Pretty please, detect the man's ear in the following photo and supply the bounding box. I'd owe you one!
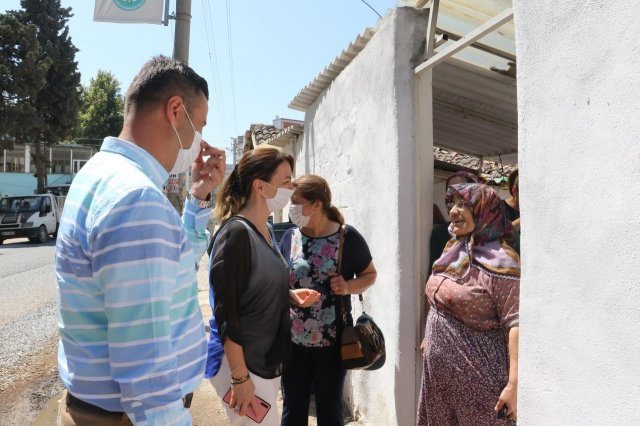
[165,96,184,125]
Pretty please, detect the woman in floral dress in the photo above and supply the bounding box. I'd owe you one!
[279,174,377,426]
[418,183,520,425]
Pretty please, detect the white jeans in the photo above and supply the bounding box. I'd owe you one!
[210,355,280,426]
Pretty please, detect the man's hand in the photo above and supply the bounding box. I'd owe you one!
[190,141,226,200]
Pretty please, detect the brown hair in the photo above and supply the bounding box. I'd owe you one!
[214,148,294,223]
[508,169,519,195]
[293,174,345,225]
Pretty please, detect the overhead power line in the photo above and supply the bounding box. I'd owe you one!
[358,0,383,19]
[201,0,228,133]
[224,0,239,135]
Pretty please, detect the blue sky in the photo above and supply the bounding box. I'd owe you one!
[2,0,397,151]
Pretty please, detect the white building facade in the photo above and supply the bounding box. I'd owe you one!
[290,9,430,424]
[514,0,640,423]
[287,0,639,423]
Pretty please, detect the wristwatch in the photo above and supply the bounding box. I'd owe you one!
[186,192,214,209]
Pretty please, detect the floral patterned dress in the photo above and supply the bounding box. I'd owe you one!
[288,229,340,347]
[280,225,373,348]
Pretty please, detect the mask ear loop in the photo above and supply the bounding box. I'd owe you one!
[182,105,197,131]
[170,122,185,150]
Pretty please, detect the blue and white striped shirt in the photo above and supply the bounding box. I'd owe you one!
[56,137,209,425]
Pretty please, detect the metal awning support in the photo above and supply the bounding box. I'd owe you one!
[434,33,448,49]
[424,0,440,59]
[415,7,514,76]
[436,28,515,62]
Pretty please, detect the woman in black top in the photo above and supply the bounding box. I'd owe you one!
[206,148,320,425]
[503,169,520,230]
[502,169,520,254]
[279,174,377,426]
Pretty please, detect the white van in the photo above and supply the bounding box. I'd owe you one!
[0,194,64,244]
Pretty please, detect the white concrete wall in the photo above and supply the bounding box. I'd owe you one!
[514,1,640,423]
[294,8,428,425]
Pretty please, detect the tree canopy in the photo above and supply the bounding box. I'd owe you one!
[0,0,82,192]
[20,0,82,145]
[0,13,50,148]
[77,70,124,145]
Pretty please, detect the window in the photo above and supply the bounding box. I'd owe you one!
[73,159,87,173]
[51,146,70,174]
[5,149,25,173]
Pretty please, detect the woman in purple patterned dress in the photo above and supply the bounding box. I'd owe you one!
[279,174,377,426]
[418,183,520,425]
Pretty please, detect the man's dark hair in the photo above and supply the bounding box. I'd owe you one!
[124,55,208,116]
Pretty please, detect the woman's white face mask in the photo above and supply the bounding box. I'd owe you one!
[263,182,294,213]
[288,201,313,228]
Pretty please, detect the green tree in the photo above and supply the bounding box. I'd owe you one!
[0,13,51,150]
[19,0,81,193]
[77,70,124,145]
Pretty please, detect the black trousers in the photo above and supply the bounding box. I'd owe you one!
[281,343,347,426]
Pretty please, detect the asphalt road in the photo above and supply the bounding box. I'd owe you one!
[0,237,62,425]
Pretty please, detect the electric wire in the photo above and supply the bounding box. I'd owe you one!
[224,0,239,135]
[200,1,221,118]
[201,0,229,134]
[358,0,383,19]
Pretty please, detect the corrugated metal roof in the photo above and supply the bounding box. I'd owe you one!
[290,2,517,159]
[433,57,517,157]
[288,28,377,112]
[408,0,515,68]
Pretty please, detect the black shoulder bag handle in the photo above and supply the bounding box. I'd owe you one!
[337,225,386,370]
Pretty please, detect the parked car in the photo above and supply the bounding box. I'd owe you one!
[0,194,65,244]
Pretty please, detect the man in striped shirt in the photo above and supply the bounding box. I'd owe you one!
[55,56,225,425]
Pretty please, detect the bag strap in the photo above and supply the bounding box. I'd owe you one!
[337,225,365,326]
[337,224,345,275]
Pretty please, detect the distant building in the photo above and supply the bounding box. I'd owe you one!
[0,143,97,196]
[238,116,303,154]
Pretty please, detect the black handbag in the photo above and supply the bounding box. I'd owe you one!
[337,226,386,371]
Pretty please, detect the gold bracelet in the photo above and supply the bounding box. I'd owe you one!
[230,373,250,385]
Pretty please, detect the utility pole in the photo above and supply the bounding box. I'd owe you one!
[167,0,192,213]
[232,137,237,167]
[173,0,191,63]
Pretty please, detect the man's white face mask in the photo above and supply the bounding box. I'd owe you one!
[170,105,202,175]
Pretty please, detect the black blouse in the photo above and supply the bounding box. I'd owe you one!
[208,216,291,378]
